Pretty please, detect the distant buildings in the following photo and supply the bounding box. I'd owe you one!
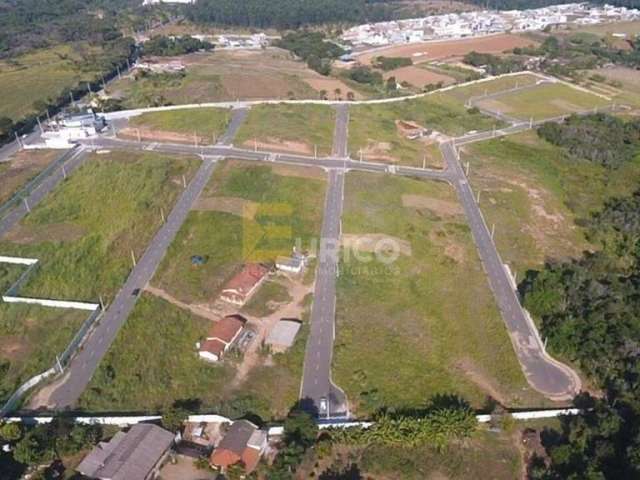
[142,0,195,5]
[342,3,640,47]
[77,423,174,480]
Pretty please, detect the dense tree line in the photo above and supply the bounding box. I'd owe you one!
[537,114,640,169]
[141,35,213,57]
[372,56,412,71]
[275,31,344,75]
[463,51,527,75]
[519,121,640,478]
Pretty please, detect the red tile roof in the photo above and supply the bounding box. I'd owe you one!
[222,264,269,297]
[207,315,246,344]
[199,338,226,357]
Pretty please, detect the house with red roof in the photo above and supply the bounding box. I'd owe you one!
[220,264,270,306]
[198,315,246,362]
[209,420,267,475]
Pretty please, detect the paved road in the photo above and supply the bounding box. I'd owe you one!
[300,169,348,418]
[80,137,450,182]
[46,156,221,408]
[440,142,580,400]
[217,108,248,146]
[0,147,88,238]
[332,105,349,158]
[0,129,43,164]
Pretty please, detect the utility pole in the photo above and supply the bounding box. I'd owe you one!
[131,250,137,268]
[99,295,105,310]
[62,164,67,179]
[254,138,257,152]
[87,83,92,94]
[182,174,187,189]
[14,132,23,149]
[529,117,533,129]
[359,149,363,162]
[212,132,217,145]
[23,198,30,212]
[314,144,317,159]
[69,91,74,105]
[56,355,63,374]
[422,155,426,169]
[36,116,43,133]
[491,223,495,239]
[101,75,106,90]
[476,190,481,204]
[117,65,122,80]
[126,58,131,70]
[160,208,165,223]
[465,161,470,176]
[136,128,141,143]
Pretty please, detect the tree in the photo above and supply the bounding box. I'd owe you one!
[319,89,328,100]
[161,407,188,433]
[13,430,55,466]
[0,422,22,442]
[346,91,355,101]
[0,117,13,136]
[334,88,342,100]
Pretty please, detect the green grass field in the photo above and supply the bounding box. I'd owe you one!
[475,82,609,121]
[241,279,292,317]
[235,104,336,156]
[333,172,544,416]
[78,294,236,412]
[464,131,640,274]
[0,303,86,403]
[154,160,327,305]
[0,44,106,121]
[128,107,232,144]
[349,94,499,167]
[442,72,541,104]
[0,151,200,302]
[317,429,521,480]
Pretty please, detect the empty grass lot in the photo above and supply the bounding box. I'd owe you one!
[0,44,106,121]
[154,160,326,306]
[333,172,543,416]
[127,107,232,144]
[348,94,500,167]
[463,131,640,275]
[0,302,85,403]
[235,104,336,156]
[0,151,200,302]
[0,150,61,206]
[475,82,610,121]
[441,72,541,104]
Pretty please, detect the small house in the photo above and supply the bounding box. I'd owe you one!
[210,420,267,475]
[198,315,246,362]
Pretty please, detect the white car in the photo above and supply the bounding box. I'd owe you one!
[319,397,328,415]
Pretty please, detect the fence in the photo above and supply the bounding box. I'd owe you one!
[0,255,103,417]
[0,146,79,221]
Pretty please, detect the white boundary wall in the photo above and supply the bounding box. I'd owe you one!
[2,296,99,310]
[0,256,38,265]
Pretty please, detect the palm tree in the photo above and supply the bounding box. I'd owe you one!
[319,89,328,100]
[334,87,342,100]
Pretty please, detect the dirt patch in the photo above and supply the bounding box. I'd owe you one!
[456,357,508,405]
[476,98,514,114]
[342,233,412,256]
[356,34,537,65]
[118,127,211,145]
[304,77,363,99]
[402,194,463,216]
[361,141,398,163]
[145,285,222,322]
[384,65,455,87]
[396,119,430,139]
[192,196,259,219]
[241,137,313,155]
[0,149,60,205]
[270,163,326,180]
[5,222,87,244]
[0,336,30,361]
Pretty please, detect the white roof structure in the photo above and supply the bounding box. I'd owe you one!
[266,319,302,350]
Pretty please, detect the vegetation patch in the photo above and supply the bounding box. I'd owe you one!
[0,149,60,206]
[0,151,200,302]
[334,172,541,416]
[464,130,640,274]
[127,107,232,144]
[235,104,335,156]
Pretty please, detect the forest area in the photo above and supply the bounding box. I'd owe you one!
[518,114,640,479]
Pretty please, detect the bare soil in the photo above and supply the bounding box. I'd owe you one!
[192,196,259,220]
[118,127,211,145]
[4,222,87,244]
[384,65,455,87]
[356,34,537,65]
[456,357,508,406]
[0,149,60,205]
[402,194,464,216]
[241,137,313,155]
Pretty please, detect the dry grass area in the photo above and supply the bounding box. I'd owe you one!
[110,48,361,106]
[586,66,640,108]
[0,149,61,205]
[356,34,537,65]
[383,65,455,88]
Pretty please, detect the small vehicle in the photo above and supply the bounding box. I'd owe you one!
[319,397,328,415]
[132,288,141,297]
